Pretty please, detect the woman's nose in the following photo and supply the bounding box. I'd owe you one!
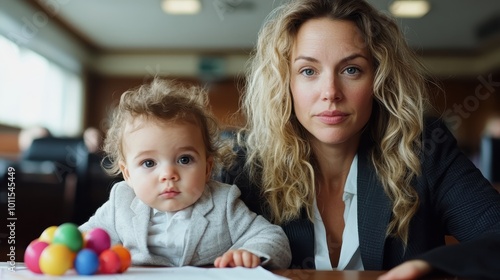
[322,76,343,102]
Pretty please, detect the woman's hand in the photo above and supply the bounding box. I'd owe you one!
[214,249,261,268]
[378,260,432,280]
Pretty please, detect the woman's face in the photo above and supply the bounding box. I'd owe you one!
[290,18,375,147]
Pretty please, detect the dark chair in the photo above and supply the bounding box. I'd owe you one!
[20,137,91,224]
[480,136,500,185]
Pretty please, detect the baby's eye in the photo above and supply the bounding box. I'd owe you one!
[344,67,360,75]
[300,68,315,76]
[178,156,193,165]
[142,160,156,168]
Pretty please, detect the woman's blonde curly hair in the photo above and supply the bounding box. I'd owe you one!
[242,0,429,244]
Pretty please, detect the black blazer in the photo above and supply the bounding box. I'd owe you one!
[219,119,500,277]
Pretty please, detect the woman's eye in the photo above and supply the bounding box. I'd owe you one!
[344,67,359,75]
[301,68,315,76]
[142,160,155,168]
[178,156,192,165]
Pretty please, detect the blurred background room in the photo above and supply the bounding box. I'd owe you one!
[0,0,499,260]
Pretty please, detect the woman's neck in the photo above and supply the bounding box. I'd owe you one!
[311,137,360,192]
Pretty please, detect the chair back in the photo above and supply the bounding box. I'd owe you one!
[22,137,87,169]
[21,136,91,224]
[480,136,500,184]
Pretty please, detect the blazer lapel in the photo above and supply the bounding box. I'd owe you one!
[179,186,213,266]
[357,145,392,270]
[131,196,151,253]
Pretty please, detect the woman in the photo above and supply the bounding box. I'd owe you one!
[220,0,500,279]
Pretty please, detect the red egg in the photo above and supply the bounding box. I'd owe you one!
[24,239,49,274]
[99,249,121,274]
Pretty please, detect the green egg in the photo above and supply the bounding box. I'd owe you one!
[52,223,83,252]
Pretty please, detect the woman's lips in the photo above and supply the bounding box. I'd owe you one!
[316,111,348,125]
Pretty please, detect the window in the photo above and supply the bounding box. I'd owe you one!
[0,34,83,136]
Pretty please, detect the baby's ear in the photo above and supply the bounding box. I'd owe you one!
[119,160,131,182]
[205,156,214,181]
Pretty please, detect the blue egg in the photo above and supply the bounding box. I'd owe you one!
[74,249,99,275]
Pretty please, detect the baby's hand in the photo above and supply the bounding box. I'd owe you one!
[214,249,261,268]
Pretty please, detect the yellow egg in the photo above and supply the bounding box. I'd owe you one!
[39,244,72,276]
[39,226,58,243]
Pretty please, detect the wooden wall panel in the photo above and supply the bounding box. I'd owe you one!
[83,75,244,134]
[430,74,500,155]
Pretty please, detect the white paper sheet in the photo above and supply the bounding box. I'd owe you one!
[0,263,290,280]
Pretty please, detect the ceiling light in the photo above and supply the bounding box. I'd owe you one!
[389,0,430,18]
[162,0,201,15]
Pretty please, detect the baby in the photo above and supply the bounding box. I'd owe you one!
[79,78,291,269]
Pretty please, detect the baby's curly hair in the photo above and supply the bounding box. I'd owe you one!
[102,78,223,176]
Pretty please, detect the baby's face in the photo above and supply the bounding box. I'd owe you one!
[119,118,212,212]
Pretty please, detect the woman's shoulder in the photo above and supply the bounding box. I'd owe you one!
[422,117,455,140]
[418,117,489,190]
[421,117,460,158]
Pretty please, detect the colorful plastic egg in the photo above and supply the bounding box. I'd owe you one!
[84,228,111,255]
[82,231,87,248]
[74,249,99,275]
[24,239,49,274]
[39,226,58,243]
[111,244,131,273]
[39,243,73,276]
[99,249,121,274]
[52,223,83,252]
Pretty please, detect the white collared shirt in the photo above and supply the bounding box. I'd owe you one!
[147,206,193,266]
[314,155,364,270]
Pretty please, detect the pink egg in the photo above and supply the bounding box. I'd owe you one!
[24,239,49,274]
[84,228,111,255]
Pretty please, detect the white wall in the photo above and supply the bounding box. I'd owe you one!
[0,0,91,74]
